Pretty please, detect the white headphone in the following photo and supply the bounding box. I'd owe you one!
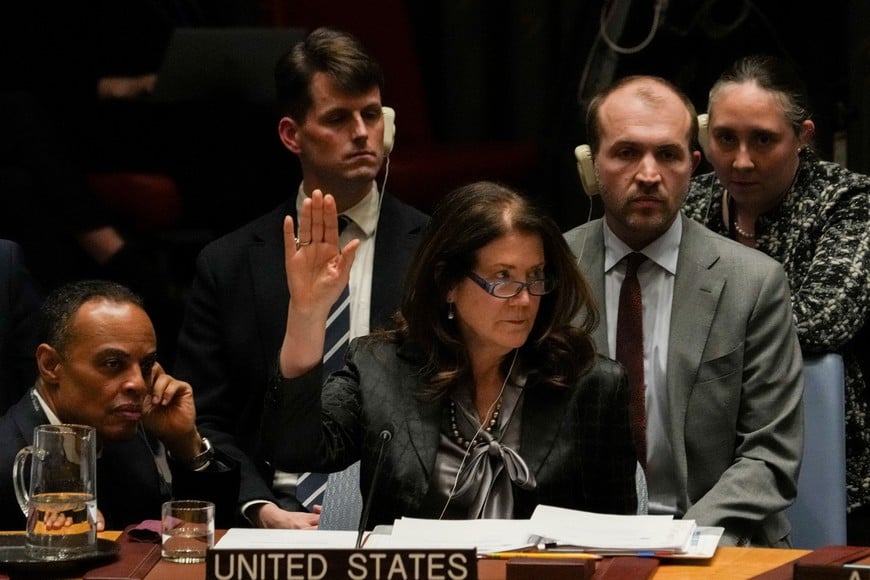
[374,106,397,226]
[574,144,599,197]
[697,113,710,156]
[576,112,710,196]
[382,106,396,155]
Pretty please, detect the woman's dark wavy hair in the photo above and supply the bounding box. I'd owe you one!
[383,181,598,398]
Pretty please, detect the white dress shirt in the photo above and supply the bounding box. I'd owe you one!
[296,183,380,339]
[602,217,682,516]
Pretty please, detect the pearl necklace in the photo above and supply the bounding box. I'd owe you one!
[449,398,502,447]
[733,219,756,239]
[723,189,758,240]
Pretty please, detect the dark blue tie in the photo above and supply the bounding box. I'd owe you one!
[322,290,351,375]
[296,216,352,510]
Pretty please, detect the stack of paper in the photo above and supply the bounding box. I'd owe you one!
[215,529,359,549]
[364,518,536,554]
[213,506,723,560]
[528,505,718,557]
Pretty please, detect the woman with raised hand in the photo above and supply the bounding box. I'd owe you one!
[261,182,637,526]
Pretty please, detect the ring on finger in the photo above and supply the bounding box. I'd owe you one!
[294,238,312,250]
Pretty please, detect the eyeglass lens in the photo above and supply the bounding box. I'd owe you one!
[492,279,552,298]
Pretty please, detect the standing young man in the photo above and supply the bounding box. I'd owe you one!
[173,27,428,528]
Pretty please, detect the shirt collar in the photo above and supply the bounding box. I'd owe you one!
[603,215,682,275]
[31,387,108,457]
[31,388,61,425]
[295,183,380,237]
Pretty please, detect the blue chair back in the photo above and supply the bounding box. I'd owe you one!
[786,353,847,548]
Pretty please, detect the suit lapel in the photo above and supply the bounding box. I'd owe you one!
[576,221,609,353]
[370,196,421,328]
[404,375,442,484]
[667,217,725,489]
[249,202,296,362]
[13,391,46,445]
[519,385,569,476]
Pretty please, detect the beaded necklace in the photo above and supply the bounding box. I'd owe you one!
[449,398,502,446]
[732,219,756,239]
[446,349,517,448]
[438,349,519,520]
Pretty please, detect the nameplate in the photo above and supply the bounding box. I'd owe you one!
[205,548,478,580]
[795,564,870,580]
[506,557,595,580]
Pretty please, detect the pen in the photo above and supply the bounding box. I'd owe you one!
[485,552,602,560]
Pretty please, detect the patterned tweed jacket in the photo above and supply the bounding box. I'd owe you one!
[685,149,870,511]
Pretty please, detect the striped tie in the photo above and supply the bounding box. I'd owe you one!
[323,288,351,375]
[296,216,352,510]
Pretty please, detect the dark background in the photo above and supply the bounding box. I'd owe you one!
[2,0,864,366]
[397,0,862,230]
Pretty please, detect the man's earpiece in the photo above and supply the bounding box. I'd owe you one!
[697,113,709,156]
[382,106,396,155]
[574,145,599,196]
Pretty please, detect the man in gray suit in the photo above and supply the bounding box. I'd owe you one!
[564,75,803,547]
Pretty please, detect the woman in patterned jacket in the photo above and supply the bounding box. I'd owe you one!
[683,54,870,544]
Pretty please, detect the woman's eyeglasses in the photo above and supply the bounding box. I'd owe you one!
[466,271,555,299]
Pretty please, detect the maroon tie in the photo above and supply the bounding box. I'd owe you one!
[616,252,648,470]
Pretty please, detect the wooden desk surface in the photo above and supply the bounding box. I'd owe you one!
[0,531,813,580]
[143,544,812,580]
[643,546,808,579]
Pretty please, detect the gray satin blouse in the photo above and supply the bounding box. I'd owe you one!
[431,379,536,519]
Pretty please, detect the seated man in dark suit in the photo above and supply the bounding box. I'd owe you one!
[0,279,239,531]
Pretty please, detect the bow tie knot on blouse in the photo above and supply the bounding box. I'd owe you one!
[453,431,536,502]
[442,381,535,518]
